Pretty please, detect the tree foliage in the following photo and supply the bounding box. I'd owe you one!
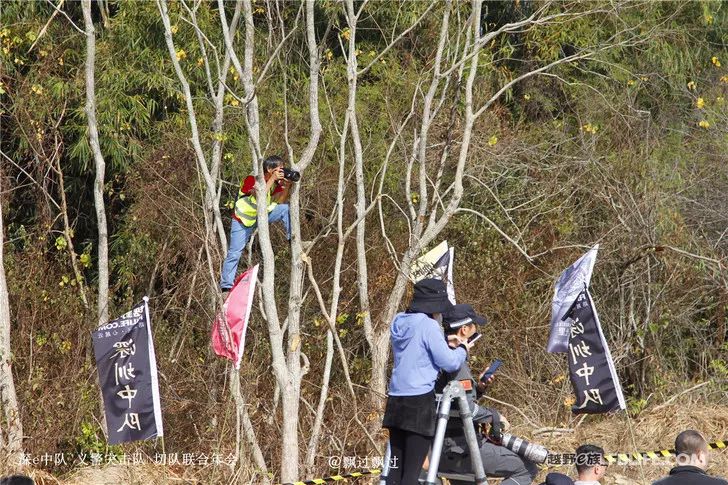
[0,0,727,482]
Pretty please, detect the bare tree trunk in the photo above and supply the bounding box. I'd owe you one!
[82,0,112,440]
[222,0,293,476]
[0,177,24,465]
[367,0,589,401]
[82,0,109,326]
[277,0,322,478]
[220,0,321,480]
[97,0,110,28]
[182,0,241,257]
[304,329,333,473]
[158,0,272,477]
[219,0,293,478]
[368,0,483,401]
[229,364,269,484]
[157,0,228,254]
[370,243,421,399]
[343,0,372,356]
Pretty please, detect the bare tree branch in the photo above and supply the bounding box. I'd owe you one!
[82,0,110,326]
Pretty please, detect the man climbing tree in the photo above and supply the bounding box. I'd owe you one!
[219,155,294,293]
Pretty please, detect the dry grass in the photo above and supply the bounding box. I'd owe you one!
[3,402,726,484]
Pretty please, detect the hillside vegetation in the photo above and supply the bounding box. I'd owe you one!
[1,1,727,483]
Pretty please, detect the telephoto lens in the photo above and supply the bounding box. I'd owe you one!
[500,433,549,464]
[282,167,301,182]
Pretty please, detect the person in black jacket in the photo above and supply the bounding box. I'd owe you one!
[434,304,538,485]
[652,430,728,485]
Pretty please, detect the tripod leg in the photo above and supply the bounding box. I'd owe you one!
[379,441,391,485]
[456,393,488,485]
[425,387,453,485]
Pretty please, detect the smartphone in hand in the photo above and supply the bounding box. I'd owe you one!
[480,359,503,383]
[467,332,482,345]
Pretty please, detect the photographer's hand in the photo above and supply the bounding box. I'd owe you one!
[447,335,461,349]
[265,167,285,195]
[458,335,474,351]
[499,415,510,432]
[272,167,284,182]
[476,374,495,393]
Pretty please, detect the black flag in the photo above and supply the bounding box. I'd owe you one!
[92,298,163,444]
[564,289,625,414]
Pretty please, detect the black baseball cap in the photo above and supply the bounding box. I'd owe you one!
[443,303,487,330]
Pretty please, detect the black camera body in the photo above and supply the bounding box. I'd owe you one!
[281,167,301,182]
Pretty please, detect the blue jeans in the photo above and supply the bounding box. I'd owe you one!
[219,203,290,289]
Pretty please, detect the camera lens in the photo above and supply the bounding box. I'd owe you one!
[500,433,549,464]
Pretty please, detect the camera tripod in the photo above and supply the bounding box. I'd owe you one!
[379,380,489,485]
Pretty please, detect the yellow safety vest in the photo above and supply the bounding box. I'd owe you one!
[234,183,278,227]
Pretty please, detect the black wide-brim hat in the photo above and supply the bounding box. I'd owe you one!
[443,303,488,330]
[408,278,455,314]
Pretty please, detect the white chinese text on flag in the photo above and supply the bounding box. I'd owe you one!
[410,241,456,303]
[92,298,163,444]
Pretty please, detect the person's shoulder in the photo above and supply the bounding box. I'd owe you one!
[403,313,439,342]
[398,311,434,324]
[391,312,418,328]
[708,477,728,485]
[419,314,441,332]
[650,477,673,485]
[544,472,574,485]
[392,311,409,321]
[241,175,255,191]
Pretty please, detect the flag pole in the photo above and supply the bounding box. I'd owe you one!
[144,296,165,441]
[145,295,167,464]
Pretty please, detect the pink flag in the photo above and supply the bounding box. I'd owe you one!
[211,264,259,368]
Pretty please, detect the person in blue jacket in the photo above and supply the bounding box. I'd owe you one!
[382,278,472,485]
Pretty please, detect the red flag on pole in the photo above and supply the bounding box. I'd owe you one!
[211,264,259,368]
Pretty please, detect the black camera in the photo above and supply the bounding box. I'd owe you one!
[281,167,300,182]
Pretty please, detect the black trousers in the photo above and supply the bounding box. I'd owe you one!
[386,427,432,485]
